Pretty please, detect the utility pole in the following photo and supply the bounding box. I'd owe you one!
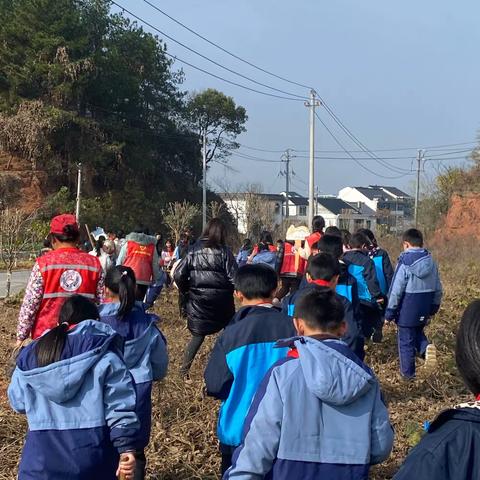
[281,149,291,219]
[75,163,82,223]
[414,149,424,227]
[305,90,321,229]
[315,186,319,215]
[202,129,207,230]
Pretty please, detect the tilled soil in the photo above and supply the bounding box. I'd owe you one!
[0,253,475,479]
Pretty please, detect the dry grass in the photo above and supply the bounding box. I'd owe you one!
[0,239,478,479]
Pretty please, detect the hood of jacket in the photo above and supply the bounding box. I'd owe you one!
[126,232,156,245]
[228,304,278,326]
[400,248,435,279]
[278,336,375,406]
[15,321,122,404]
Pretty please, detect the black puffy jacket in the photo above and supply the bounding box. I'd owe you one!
[174,240,237,335]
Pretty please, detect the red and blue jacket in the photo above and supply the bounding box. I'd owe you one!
[99,302,168,449]
[8,321,139,480]
[204,305,295,449]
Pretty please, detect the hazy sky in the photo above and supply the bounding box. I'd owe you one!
[115,0,480,196]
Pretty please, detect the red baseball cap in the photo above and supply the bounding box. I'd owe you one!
[50,214,79,235]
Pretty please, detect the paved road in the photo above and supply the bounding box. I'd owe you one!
[0,269,30,298]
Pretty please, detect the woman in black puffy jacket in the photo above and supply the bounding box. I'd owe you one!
[174,218,237,375]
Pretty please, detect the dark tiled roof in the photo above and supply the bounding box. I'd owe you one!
[287,196,309,206]
[317,197,359,215]
[354,186,389,201]
[375,186,411,198]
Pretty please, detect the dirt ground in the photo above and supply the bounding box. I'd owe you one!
[0,241,477,479]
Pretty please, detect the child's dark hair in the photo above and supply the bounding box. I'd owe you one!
[295,289,344,331]
[35,295,99,368]
[340,229,351,248]
[105,266,136,319]
[258,242,270,252]
[317,235,343,260]
[456,300,480,395]
[242,238,252,251]
[203,218,227,248]
[312,215,325,232]
[403,228,424,247]
[307,253,340,281]
[259,231,273,246]
[349,232,370,249]
[324,226,341,237]
[357,228,377,248]
[234,264,278,300]
[95,236,105,257]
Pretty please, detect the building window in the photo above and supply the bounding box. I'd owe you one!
[354,219,364,230]
[366,220,371,229]
[299,205,307,217]
[339,218,350,230]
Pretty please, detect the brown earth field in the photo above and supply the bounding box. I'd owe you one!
[0,240,477,479]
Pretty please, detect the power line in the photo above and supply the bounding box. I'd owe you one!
[113,1,307,102]
[314,111,412,180]
[140,0,313,91]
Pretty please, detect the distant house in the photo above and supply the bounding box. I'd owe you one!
[220,192,283,234]
[338,185,414,233]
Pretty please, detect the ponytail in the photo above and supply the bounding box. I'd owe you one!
[105,266,136,319]
[36,295,99,367]
[95,237,105,257]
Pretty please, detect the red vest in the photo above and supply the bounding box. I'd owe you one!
[34,248,102,339]
[123,241,155,285]
[280,242,306,276]
[307,231,323,249]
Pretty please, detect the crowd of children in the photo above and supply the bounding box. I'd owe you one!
[13,211,480,480]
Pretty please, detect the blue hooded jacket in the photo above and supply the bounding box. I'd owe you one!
[369,248,394,296]
[8,321,139,480]
[99,302,168,448]
[205,305,295,448]
[251,250,277,270]
[225,337,394,480]
[343,250,382,305]
[385,248,442,327]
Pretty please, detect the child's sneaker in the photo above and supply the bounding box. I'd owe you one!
[424,344,437,371]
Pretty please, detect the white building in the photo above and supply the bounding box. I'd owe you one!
[338,185,414,233]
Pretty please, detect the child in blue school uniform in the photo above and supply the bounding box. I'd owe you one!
[385,229,442,380]
[283,252,364,360]
[224,288,394,479]
[99,266,168,480]
[343,232,386,343]
[8,295,139,480]
[204,264,296,476]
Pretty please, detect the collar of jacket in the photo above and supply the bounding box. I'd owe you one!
[309,279,332,288]
[428,405,480,433]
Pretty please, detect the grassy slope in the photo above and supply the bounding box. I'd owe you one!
[0,241,476,479]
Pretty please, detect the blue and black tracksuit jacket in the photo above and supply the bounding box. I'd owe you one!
[370,248,394,296]
[343,250,382,306]
[283,283,364,358]
[204,305,296,450]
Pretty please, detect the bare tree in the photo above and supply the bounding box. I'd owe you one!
[0,208,35,297]
[162,201,200,244]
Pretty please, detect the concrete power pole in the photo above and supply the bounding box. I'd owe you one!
[75,163,82,223]
[414,149,424,227]
[202,129,207,230]
[305,90,321,229]
[281,149,291,219]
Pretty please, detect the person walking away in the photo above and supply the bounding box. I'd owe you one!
[204,264,295,475]
[8,295,139,480]
[385,228,442,380]
[394,300,480,479]
[224,289,394,479]
[16,214,104,344]
[283,253,364,360]
[89,236,114,272]
[116,227,165,309]
[236,239,252,268]
[99,266,168,480]
[248,231,276,263]
[299,215,325,260]
[251,242,277,270]
[343,232,385,343]
[174,218,237,376]
[357,228,394,298]
[275,239,307,301]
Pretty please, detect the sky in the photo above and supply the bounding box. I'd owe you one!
[114,0,480,197]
